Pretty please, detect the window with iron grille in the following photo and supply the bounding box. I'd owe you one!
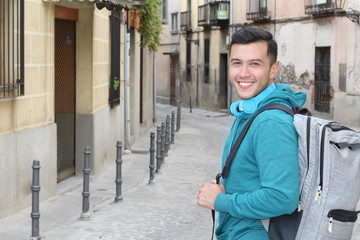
[186,41,191,81]
[204,38,210,84]
[314,47,331,113]
[109,11,121,108]
[1,0,24,99]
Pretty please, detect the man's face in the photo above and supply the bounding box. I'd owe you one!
[229,41,279,100]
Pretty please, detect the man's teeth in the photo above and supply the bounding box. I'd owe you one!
[239,82,253,87]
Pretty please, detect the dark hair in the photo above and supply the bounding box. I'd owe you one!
[230,27,278,64]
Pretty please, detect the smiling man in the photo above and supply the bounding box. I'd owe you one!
[198,27,306,239]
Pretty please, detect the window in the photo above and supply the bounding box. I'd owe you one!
[314,47,331,113]
[1,0,24,98]
[247,0,270,21]
[161,0,167,23]
[339,63,346,92]
[315,0,327,4]
[109,11,121,108]
[204,38,210,84]
[171,13,178,32]
[186,41,191,81]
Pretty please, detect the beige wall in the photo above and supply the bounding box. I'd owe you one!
[77,8,94,114]
[0,0,54,136]
[0,0,57,219]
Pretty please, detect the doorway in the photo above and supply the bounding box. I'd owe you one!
[55,18,76,182]
[219,53,228,109]
[170,55,179,106]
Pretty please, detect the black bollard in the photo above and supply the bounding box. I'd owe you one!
[80,147,91,219]
[161,122,166,162]
[190,96,192,113]
[30,160,41,240]
[165,115,170,154]
[155,126,162,173]
[149,132,156,183]
[171,111,175,144]
[176,105,181,132]
[114,141,123,202]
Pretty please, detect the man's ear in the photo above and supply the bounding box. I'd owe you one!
[270,61,280,79]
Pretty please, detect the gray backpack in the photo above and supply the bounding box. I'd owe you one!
[218,103,360,240]
[265,103,360,240]
[293,112,360,239]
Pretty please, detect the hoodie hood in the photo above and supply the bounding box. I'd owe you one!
[258,83,306,110]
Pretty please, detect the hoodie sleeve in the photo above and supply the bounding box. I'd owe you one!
[214,115,300,219]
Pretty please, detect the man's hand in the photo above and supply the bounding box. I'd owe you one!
[197,180,225,210]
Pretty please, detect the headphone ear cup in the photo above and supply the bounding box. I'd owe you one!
[230,101,242,117]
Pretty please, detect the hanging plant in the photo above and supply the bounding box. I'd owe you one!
[131,0,162,52]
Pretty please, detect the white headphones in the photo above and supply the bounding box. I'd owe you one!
[230,83,276,117]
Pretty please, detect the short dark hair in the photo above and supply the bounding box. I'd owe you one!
[230,27,278,65]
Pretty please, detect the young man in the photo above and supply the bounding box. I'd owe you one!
[197,27,306,239]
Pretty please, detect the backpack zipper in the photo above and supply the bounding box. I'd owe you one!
[315,124,328,205]
[299,116,312,211]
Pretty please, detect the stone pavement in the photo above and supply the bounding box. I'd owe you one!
[0,104,359,240]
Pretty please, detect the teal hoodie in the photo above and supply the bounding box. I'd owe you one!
[214,83,306,240]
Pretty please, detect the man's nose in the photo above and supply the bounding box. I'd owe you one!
[239,64,251,78]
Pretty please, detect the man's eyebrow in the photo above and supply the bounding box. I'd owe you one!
[230,58,264,63]
[249,59,264,63]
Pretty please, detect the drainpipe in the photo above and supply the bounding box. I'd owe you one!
[124,26,131,152]
[153,51,157,123]
[227,0,234,109]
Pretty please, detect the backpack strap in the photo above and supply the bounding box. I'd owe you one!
[221,103,294,179]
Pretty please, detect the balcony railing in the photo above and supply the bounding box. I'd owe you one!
[198,1,230,27]
[246,0,271,22]
[198,4,209,26]
[180,11,191,32]
[246,11,271,21]
[304,0,345,15]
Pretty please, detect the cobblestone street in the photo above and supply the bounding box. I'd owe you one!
[0,104,359,240]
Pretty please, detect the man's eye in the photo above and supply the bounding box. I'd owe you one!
[250,62,260,66]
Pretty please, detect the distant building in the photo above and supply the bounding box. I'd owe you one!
[156,0,181,106]
[170,0,360,129]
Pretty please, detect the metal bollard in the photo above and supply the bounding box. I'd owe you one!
[171,111,175,144]
[161,122,166,161]
[149,132,156,183]
[30,160,41,240]
[176,105,181,132]
[114,141,123,202]
[155,126,162,173]
[190,96,192,113]
[165,115,170,154]
[80,147,91,220]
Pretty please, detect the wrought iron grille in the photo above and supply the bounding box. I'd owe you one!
[0,0,24,99]
[314,47,331,113]
[314,81,331,113]
[180,11,191,32]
